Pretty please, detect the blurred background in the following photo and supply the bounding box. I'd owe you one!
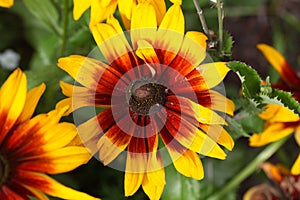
[0,0,299,199]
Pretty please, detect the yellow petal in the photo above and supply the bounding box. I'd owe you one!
[59,81,73,97]
[142,169,165,200]
[90,0,117,27]
[91,16,132,64]
[118,0,135,29]
[125,172,144,196]
[97,130,131,165]
[55,98,72,116]
[150,0,166,25]
[118,0,135,20]
[17,83,46,123]
[257,44,300,86]
[73,0,92,20]
[191,98,227,125]
[250,123,296,146]
[20,171,100,200]
[169,0,182,4]
[200,124,234,151]
[0,0,14,8]
[58,55,108,89]
[131,2,157,47]
[136,40,160,64]
[259,104,299,123]
[0,68,27,143]
[159,4,184,33]
[198,62,230,89]
[291,154,300,175]
[154,4,184,65]
[177,31,207,67]
[22,185,48,200]
[41,123,77,150]
[39,146,91,173]
[210,90,235,116]
[172,149,204,180]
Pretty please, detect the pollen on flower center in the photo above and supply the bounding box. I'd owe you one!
[0,153,10,186]
[129,80,166,116]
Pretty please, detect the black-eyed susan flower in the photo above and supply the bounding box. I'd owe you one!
[0,69,99,200]
[0,0,13,8]
[73,0,166,29]
[250,104,300,175]
[257,44,300,102]
[250,44,300,175]
[58,2,234,199]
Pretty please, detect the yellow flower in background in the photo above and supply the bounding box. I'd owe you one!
[73,0,166,29]
[59,2,234,199]
[0,0,13,8]
[0,69,99,200]
[249,44,300,175]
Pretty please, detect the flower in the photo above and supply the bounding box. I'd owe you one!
[243,162,300,200]
[73,0,166,29]
[0,69,99,200]
[58,2,234,199]
[0,0,13,8]
[256,44,300,102]
[249,44,300,175]
[250,104,300,175]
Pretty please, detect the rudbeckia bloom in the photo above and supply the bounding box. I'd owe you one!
[0,0,13,8]
[250,104,300,175]
[256,44,300,102]
[0,69,99,200]
[59,2,234,199]
[73,0,166,29]
[250,44,300,175]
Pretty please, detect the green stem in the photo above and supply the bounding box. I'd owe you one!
[217,0,223,54]
[192,0,213,47]
[60,0,69,56]
[206,136,289,200]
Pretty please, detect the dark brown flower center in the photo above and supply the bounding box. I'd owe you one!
[0,153,10,186]
[129,81,166,115]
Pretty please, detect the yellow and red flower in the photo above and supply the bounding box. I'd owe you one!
[59,2,234,199]
[257,44,300,102]
[73,0,166,29]
[0,69,99,200]
[0,0,13,8]
[249,44,300,175]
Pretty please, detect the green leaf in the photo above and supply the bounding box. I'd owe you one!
[222,31,233,57]
[161,165,201,200]
[225,117,250,139]
[23,0,62,35]
[262,88,300,116]
[227,61,261,100]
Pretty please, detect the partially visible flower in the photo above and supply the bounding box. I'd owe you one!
[73,0,167,29]
[0,0,13,8]
[59,2,234,200]
[250,104,300,175]
[0,69,99,200]
[249,44,300,175]
[0,49,20,70]
[257,44,300,102]
[243,162,300,200]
